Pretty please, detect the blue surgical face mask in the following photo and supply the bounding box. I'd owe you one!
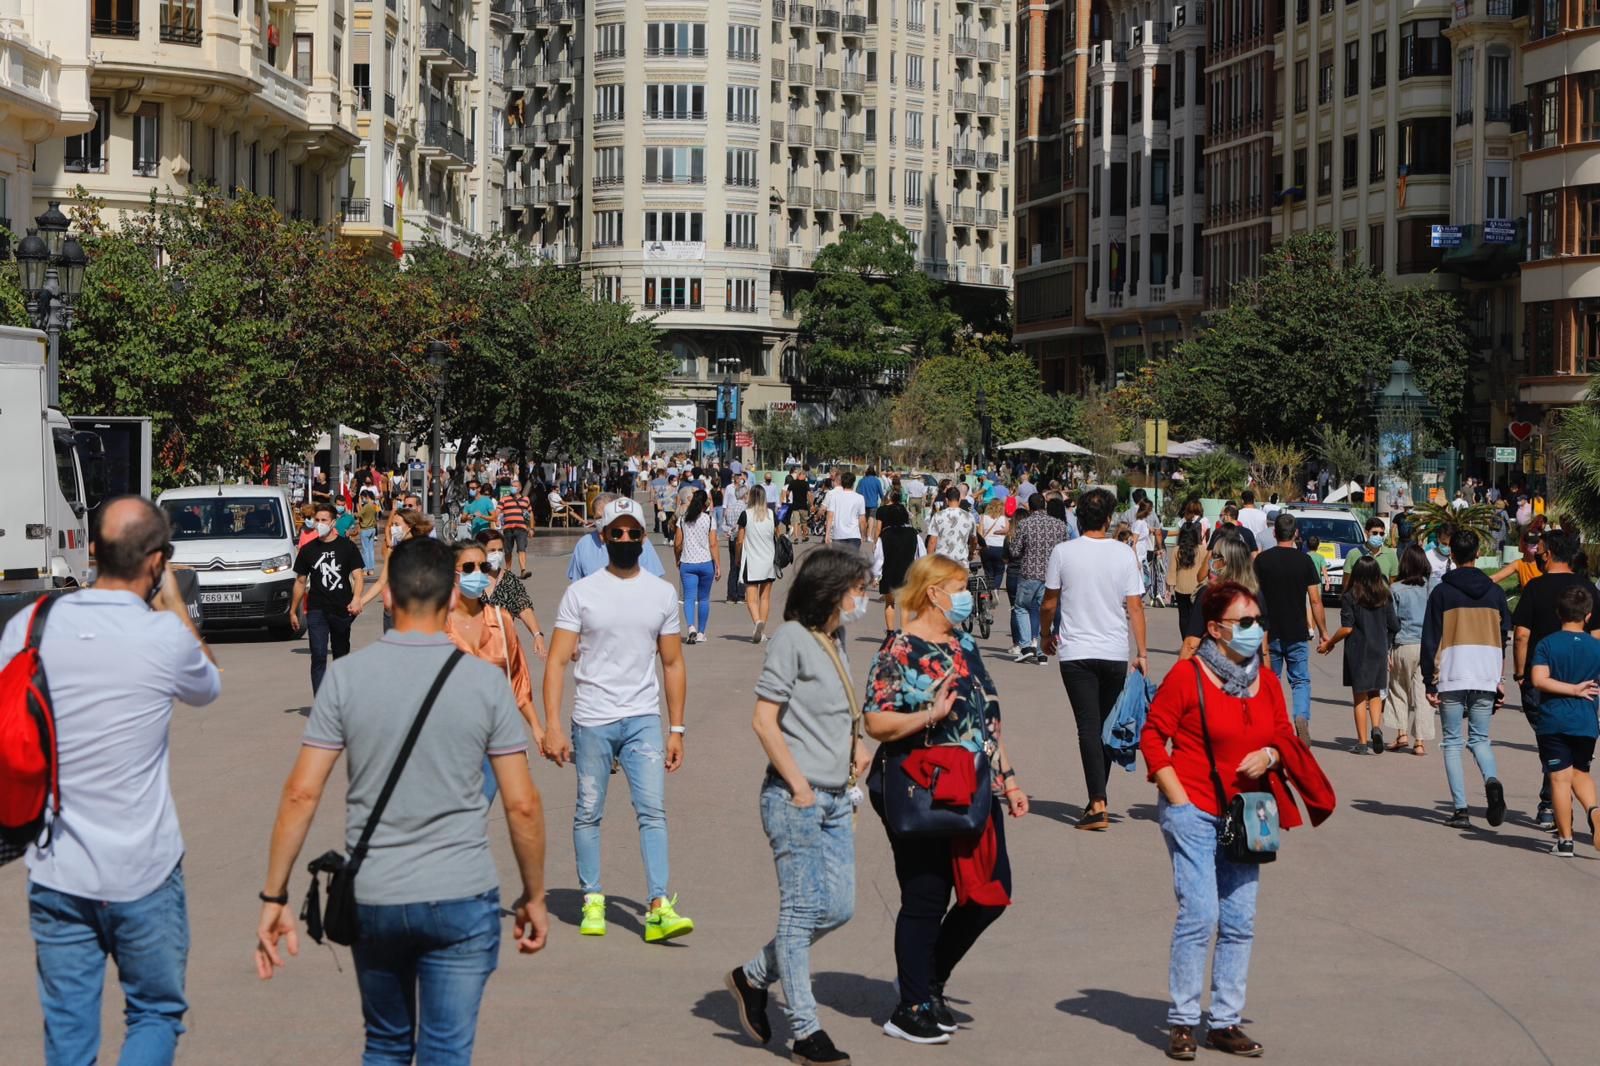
[1367,534,1384,549]
[458,571,490,599]
[941,589,974,625]
[1224,617,1264,659]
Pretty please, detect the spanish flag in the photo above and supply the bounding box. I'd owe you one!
[391,173,405,259]
[1396,165,1407,210]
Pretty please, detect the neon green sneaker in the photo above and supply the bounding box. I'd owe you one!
[579,893,607,936]
[643,895,695,943]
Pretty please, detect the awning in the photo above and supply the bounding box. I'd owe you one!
[313,424,380,452]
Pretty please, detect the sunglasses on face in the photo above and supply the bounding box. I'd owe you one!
[1221,616,1260,630]
[457,562,488,574]
[606,527,645,542]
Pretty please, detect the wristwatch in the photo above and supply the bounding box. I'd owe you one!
[259,890,289,905]
[669,725,686,735]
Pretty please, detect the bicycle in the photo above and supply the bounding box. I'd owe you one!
[963,558,994,639]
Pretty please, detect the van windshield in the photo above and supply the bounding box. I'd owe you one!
[1295,517,1364,547]
[162,498,285,540]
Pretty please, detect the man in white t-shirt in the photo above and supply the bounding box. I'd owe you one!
[1235,489,1271,547]
[542,497,694,944]
[1039,487,1147,832]
[824,471,867,549]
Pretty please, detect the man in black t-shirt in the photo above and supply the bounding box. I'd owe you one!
[785,467,813,542]
[1207,504,1259,553]
[291,504,366,694]
[1253,513,1327,742]
[1511,529,1600,828]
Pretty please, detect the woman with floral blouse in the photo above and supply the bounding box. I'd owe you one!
[866,554,1029,1046]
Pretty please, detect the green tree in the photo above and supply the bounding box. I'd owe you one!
[794,214,959,383]
[751,409,808,467]
[1553,396,1600,539]
[1153,230,1469,448]
[1310,424,1373,490]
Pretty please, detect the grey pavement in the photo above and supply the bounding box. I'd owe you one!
[0,542,1587,1066]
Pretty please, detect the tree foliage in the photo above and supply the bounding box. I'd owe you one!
[795,214,959,383]
[1310,424,1373,489]
[1248,440,1307,503]
[1181,451,1248,498]
[1153,231,1469,448]
[1553,398,1600,540]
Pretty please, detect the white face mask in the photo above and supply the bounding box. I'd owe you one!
[840,591,870,625]
[389,524,406,546]
[315,521,332,538]
[486,550,505,570]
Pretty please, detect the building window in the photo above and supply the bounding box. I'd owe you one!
[1318,51,1333,105]
[726,277,758,311]
[726,148,758,188]
[1533,79,1562,150]
[1344,41,1359,98]
[133,103,161,177]
[594,210,624,247]
[1579,301,1600,375]
[645,146,704,184]
[92,0,138,37]
[1530,190,1557,259]
[1368,222,1384,272]
[906,54,924,90]
[1371,31,1387,88]
[1293,147,1306,190]
[643,276,703,309]
[1369,126,1385,182]
[727,24,759,61]
[1527,302,1555,375]
[643,210,704,242]
[1399,20,1449,80]
[596,22,625,59]
[1317,139,1332,195]
[294,34,313,84]
[1581,187,1600,255]
[1399,117,1451,175]
[64,98,109,173]
[725,211,757,248]
[727,85,759,124]
[1343,227,1358,264]
[1294,60,1307,113]
[1151,150,1169,206]
[903,169,924,206]
[1342,133,1357,189]
[594,146,624,185]
[160,0,201,44]
[595,276,623,302]
[595,84,625,122]
[645,84,707,119]
[1131,152,1143,208]
[906,110,923,147]
[1486,49,1510,120]
[646,22,707,57]
[1457,46,1474,124]
[1486,162,1510,219]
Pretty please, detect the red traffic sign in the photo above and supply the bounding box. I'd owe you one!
[693,427,709,442]
[734,432,754,447]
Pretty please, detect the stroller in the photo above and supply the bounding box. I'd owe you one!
[963,558,995,639]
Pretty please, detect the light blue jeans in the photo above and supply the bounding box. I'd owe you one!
[1159,798,1259,1028]
[573,715,671,901]
[743,780,856,1040]
[360,526,377,570]
[1439,690,1499,811]
[30,862,189,1066]
[680,560,714,632]
[1268,638,1312,723]
[1012,577,1045,648]
[352,889,501,1066]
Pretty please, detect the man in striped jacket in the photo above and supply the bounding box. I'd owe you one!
[1421,529,1513,830]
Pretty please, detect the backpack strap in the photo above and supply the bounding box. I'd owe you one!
[25,595,59,650]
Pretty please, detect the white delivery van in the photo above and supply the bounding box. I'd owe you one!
[156,485,298,636]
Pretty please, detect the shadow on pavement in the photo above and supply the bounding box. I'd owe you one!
[690,983,780,1053]
[1026,799,1085,826]
[1055,988,1170,1050]
[282,706,311,717]
[812,971,897,1020]
[546,888,649,938]
[1350,798,1555,853]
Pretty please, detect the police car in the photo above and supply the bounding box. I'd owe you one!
[1283,504,1370,602]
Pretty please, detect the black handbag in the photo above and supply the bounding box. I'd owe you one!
[774,532,795,575]
[301,650,465,945]
[1192,661,1278,865]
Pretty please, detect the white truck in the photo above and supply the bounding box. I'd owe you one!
[0,327,149,626]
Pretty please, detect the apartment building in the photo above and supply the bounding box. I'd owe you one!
[0,10,95,231]
[572,0,1014,439]
[501,0,581,260]
[1519,0,1600,464]
[1013,0,1097,393]
[1080,0,1207,385]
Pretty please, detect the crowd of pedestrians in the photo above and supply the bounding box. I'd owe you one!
[10,459,1599,1066]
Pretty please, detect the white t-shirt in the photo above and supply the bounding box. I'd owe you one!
[764,480,782,505]
[1044,535,1145,662]
[1133,518,1153,556]
[902,479,928,501]
[827,488,867,540]
[1236,506,1271,546]
[554,569,681,726]
[980,514,1009,547]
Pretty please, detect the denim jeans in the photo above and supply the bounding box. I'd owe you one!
[30,862,189,1066]
[1267,638,1312,723]
[573,715,671,900]
[1158,798,1259,1028]
[1012,578,1045,648]
[306,607,353,693]
[680,560,714,632]
[351,889,501,1065]
[1439,690,1499,811]
[743,781,856,1039]
[360,527,377,571]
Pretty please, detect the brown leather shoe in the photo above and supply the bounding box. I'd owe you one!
[1166,1024,1197,1060]
[1206,1025,1264,1057]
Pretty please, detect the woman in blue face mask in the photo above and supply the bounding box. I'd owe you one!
[1318,555,1401,754]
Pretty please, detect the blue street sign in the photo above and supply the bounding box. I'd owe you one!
[1430,225,1463,249]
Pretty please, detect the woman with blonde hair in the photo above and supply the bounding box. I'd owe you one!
[357,507,435,631]
[865,555,1028,1045]
[738,484,785,643]
[977,499,1010,602]
[1179,531,1257,660]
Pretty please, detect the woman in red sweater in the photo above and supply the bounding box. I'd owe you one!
[1140,580,1328,1061]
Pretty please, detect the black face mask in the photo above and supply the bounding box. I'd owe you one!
[606,540,645,569]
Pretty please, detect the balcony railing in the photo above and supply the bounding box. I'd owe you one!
[950,91,977,112]
[341,197,372,222]
[645,172,707,185]
[817,7,841,29]
[948,147,977,167]
[841,130,865,151]
[159,23,203,45]
[91,17,139,37]
[843,13,867,32]
[786,183,813,206]
[976,208,999,227]
[423,121,470,162]
[813,187,838,209]
[788,63,814,85]
[423,23,476,75]
[841,191,865,212]
[979,152,999,171]
[356,85,374,111]
[728,48,760,61]
[645,109,708,120]
[790,4,814,25]
[815,126,839,148]
[842,71,865,93]
[787,122,813,144]
[384,92,396,117]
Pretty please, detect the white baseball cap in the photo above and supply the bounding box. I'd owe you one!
[598,496,646,531]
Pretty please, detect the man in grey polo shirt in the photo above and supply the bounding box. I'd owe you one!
[254,537,548,1064]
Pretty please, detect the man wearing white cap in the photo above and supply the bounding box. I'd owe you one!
[541,497,695,943]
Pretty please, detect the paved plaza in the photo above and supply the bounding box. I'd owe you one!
[0,539,1590,1065]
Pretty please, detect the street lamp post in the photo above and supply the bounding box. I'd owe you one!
[975,385,992,468]
[1374,358,1433,511]
[13,201,87,408]
[427,340,450,517]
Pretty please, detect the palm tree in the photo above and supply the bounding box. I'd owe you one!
[1553,400,1600,538]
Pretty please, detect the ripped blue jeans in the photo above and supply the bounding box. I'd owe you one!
[572,715,670,901]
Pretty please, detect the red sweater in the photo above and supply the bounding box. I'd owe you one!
[1142,660,1309,822]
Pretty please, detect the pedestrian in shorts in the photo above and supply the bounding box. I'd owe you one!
[1529,584,1600,856]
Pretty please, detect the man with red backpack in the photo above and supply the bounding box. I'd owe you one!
[1,496,219,1066]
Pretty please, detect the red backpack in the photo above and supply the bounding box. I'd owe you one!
[0,596,61,866]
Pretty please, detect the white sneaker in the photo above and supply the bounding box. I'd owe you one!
[1013,645,1036,664]
[1007,644,1022,658]
[686,629,699,645]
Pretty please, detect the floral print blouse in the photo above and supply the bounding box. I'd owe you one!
[866,631,1002,762]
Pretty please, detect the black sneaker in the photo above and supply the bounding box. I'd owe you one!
[1537,803,1556,831]
[1553,838,1576,858]
[1369,727,1384,755]
[882,1003,951,1044]
[1445,809,1471,829]
[1485,778,1507,827]
[928,982,959,1033]
[791,1030,851,1065]
[724,967,771,1045]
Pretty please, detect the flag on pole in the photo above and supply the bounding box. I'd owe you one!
[1396,164,1407,210]
[391,173,405,259]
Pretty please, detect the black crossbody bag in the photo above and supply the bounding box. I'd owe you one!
[303,650,465,945]
[1192,661,1279,865]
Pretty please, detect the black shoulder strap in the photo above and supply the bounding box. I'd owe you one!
[26,594,60,650]
[1192,660,1230,814]
[348,649,465,866]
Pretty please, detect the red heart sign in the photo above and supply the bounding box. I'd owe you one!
[1508,421,1535,442]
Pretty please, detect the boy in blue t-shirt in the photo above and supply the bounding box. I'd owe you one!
[1530,584,1600,856]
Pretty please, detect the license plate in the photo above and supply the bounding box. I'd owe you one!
[200,591,242,604]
